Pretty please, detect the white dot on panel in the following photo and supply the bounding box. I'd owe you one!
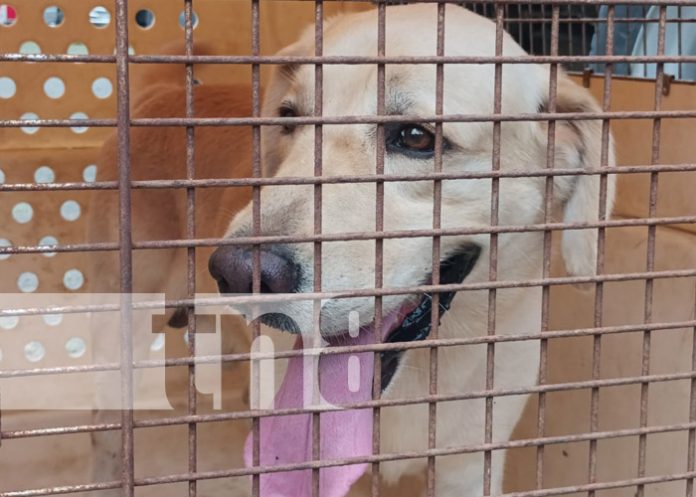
[70,112,89,134]
[39,235,58,257]
[91,77,112,99]
[0,4,17,27]
[135,9,155,29]
[67,42,89,55]
[43,6,64,27]
[43,77,65,99]
[42,313,62,326]
[0,347,3,363]
[83,164,97,182]
[12,201,33,223]
[178,11,199,29]
[0,238,10,260]
[150,333,165,352]
[34,165,55,183]
[19,41,41,54]
[65,337,86,358]
[20,112,39,134]
[63,269,84,290]
[0,77,16,99]
[60,200,81,221]
[0,167,6,184]
[18,271,39,292]
[0,315,19,330]
[89,6,110,28]
[24,341,45,362]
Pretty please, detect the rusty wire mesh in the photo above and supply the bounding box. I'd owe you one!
[0,1,695,497]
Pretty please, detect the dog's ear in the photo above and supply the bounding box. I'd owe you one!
[262,41,305,116]
[542,74,617,277]
[260,39,310,174]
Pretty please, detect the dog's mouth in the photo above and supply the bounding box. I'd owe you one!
[320,243,481,392]
[376,244,481,391]
[255,244,480,391]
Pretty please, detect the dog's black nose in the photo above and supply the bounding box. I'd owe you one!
[208,246,298,294]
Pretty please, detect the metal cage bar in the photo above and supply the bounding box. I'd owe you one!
[312,2,324,496]
[587,4,614,496]
[114,1,135,496]
[250,3,263,497]
[371,3,387,497]
[183,1,198,496]
[0,1,695,497]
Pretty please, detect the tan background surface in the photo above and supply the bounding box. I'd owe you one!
[505,75,696,496]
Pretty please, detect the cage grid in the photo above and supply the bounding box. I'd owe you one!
[0,1,695,497]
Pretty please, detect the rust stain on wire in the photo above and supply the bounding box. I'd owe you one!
[183,1,198,496]
[2,318,696,380]
[5,444,696,497]
[114,0,135,496]
[3,163,696,194]
[4,53,696,64]
[3,108,696,128]
[371,3,387,496]
[3,212,696,257]
[3,266,696,321]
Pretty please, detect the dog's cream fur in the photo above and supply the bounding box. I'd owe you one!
[223,4,616,494]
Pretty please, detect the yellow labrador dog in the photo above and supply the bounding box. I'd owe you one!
[209,4,615,496]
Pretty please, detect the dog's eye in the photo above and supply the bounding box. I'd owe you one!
[389,124,436,156]
[278,105,297,134]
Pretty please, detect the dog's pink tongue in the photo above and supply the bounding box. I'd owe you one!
[244,324,382,497]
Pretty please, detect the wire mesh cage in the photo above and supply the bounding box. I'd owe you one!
[0,1,695,497]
